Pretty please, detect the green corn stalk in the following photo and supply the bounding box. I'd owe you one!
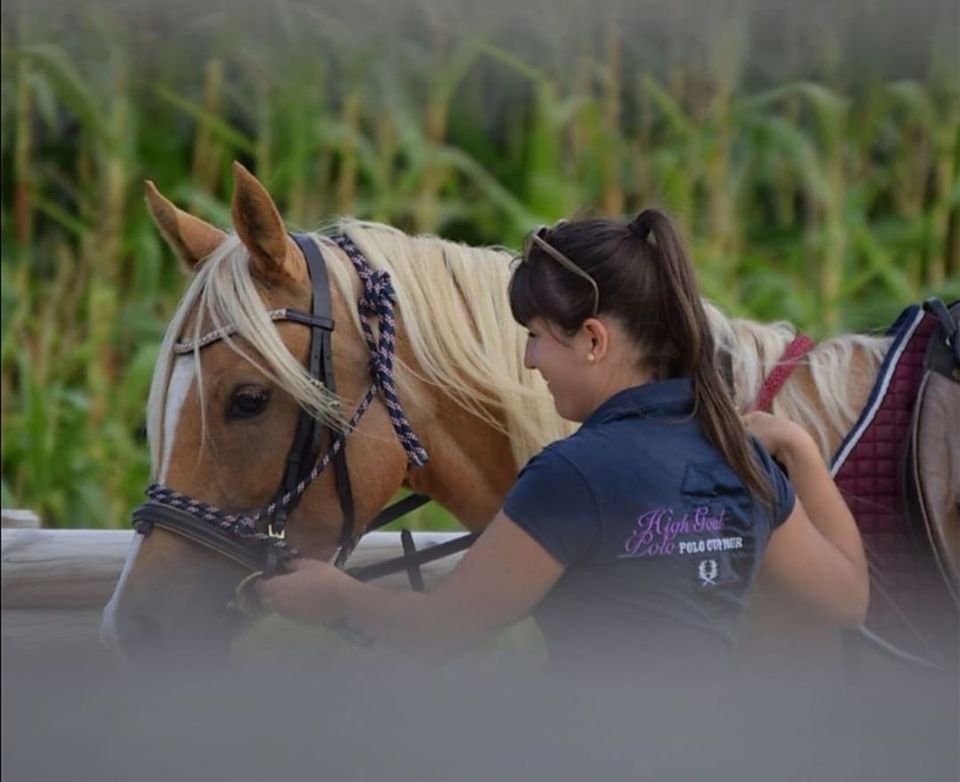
[192,59,225,196]
[638,71,696,245]
[600,14,624,217]
[334,88,361,216]
[14,39,33,249]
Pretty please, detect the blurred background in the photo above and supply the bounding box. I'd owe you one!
[1,0,958,529]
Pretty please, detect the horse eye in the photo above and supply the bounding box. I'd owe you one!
[228,387,270,420]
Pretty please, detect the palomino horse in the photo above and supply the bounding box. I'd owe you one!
[102,163,958,668]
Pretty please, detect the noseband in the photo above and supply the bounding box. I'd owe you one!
[133,233,449,578]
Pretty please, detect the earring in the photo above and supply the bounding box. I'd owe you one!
[587,353,596,363]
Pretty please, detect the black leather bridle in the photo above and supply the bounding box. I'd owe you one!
[132,233,475,588]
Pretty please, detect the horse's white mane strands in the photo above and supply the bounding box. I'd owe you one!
[706,303,891,459]
[147,220,890,479]
[329,221,574,470]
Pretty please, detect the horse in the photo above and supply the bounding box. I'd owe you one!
[101,163,957,670]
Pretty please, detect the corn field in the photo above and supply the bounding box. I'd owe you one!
[1,0,958,529]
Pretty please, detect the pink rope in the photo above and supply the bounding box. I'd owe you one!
[751,335,816,413]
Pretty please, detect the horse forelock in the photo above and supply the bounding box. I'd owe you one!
[146,234,345,478]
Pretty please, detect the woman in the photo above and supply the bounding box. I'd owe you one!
[257,209,868,673]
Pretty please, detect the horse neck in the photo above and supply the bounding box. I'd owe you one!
[403,390,519,531]
[723,315,890,461]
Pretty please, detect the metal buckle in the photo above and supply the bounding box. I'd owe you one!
[267,524,286,540]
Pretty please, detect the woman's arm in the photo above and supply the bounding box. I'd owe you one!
[744,412,869,626]
[256,511,564,661]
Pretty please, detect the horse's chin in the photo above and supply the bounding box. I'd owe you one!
[102,529,258,671]
[110,605,251,672]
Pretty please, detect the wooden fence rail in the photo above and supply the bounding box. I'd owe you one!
[1,526,942,683]
[1,527,468,654]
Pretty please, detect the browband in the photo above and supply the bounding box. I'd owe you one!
[173,309,334,354]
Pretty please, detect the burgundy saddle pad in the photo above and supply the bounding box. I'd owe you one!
[831,303,958,661]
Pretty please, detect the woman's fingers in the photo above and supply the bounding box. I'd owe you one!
[742,411,816,463]
[253,576,275,612]
[251,558,345,623]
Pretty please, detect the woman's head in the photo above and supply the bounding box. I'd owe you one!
[509,209,773,503]
[510,210,707,380]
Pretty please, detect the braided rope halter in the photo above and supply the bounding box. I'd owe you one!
[136,234,428,572]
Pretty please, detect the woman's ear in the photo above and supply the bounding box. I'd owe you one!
[581,318,610,361]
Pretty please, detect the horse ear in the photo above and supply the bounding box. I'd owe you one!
[145,181,226,272]
[231,161,291,281]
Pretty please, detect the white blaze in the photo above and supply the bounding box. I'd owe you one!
[159,357,197,483]
[101,357,196,651]
[99,532,144,653]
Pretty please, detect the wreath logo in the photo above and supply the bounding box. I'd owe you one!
[697,558,719,587]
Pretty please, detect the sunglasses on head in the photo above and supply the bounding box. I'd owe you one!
[523,225,600,317]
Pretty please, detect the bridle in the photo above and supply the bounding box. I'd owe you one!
[132,233,475,590]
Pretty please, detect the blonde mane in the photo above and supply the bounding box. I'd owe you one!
[705,303,891,458]
[328,221,574,469]
[147,221,890,479]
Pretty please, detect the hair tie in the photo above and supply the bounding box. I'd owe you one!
[628,213,653,242]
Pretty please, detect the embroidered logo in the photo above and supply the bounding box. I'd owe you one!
[697,559,719,588]
[619,504,742,559]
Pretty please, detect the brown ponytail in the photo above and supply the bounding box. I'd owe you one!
[637,210,774,505]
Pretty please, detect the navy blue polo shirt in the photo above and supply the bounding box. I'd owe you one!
[503,378,795,673]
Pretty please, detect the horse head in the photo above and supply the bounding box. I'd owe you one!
[102,164,417,663]
[102,162,567,665]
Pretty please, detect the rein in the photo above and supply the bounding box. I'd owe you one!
[133,233,473,584]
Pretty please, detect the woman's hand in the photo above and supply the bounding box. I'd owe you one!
[255,558,350,624]
[742,410,818,465]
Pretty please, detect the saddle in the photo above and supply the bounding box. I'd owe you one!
[831,299,959,659]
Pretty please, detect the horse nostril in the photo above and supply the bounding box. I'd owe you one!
[119,613,166,658]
